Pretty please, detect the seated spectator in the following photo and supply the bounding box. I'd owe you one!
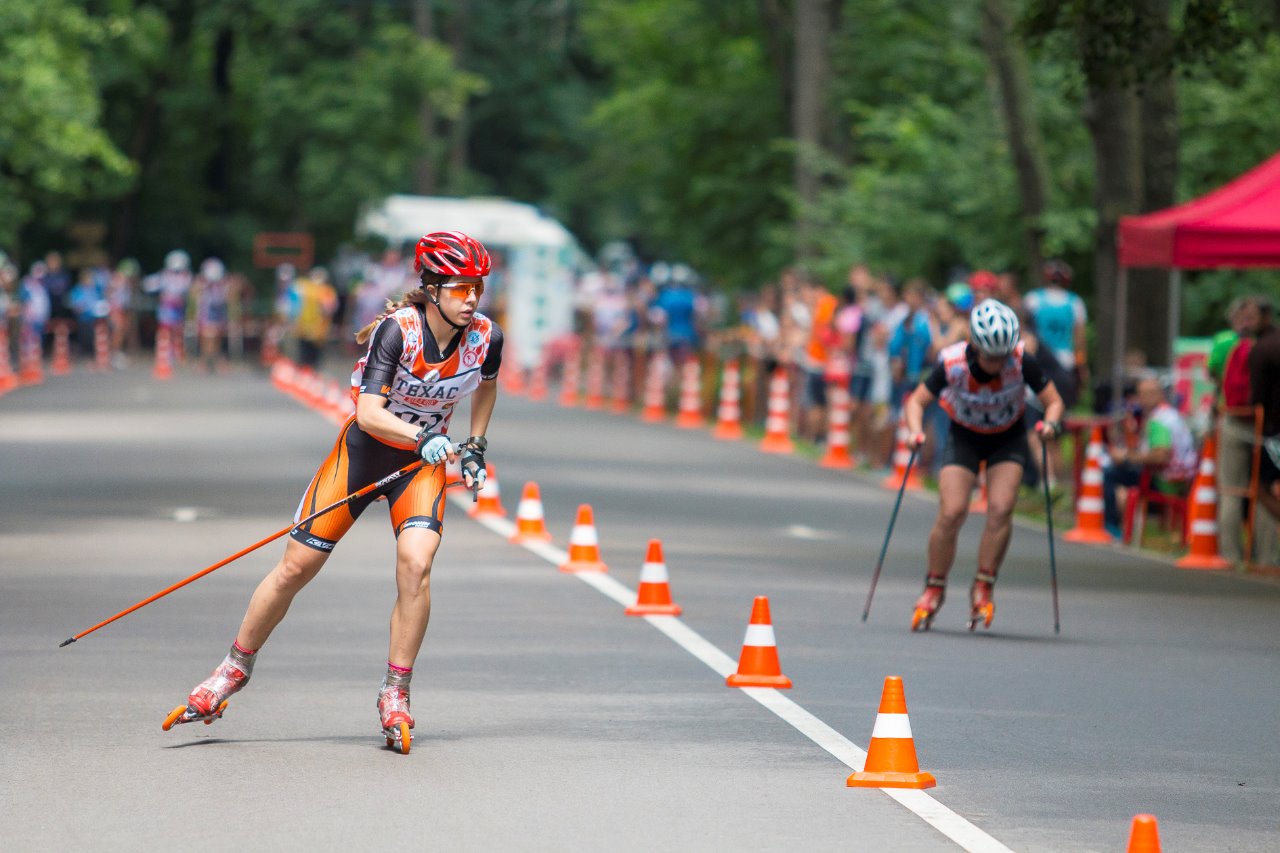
[1102,376,1198,541]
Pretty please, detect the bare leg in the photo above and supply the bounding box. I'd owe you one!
[977,461,1024,572]
[387,527,442,668]
[928,465,977,578]
[236,538,330,650]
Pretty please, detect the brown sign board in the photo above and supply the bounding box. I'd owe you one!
[253,232,315,271]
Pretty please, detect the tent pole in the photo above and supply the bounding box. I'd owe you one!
[1168,268,1182,367]
[1112,266,1129,415]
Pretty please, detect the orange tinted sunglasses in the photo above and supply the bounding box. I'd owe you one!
[438,281,484,297]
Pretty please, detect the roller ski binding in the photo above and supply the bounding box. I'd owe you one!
[163,644,254,731]
[911,574,947,632]
[968,570,997,632]
[379,685,414,755]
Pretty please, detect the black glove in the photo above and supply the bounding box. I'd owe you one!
[460,436,487,491]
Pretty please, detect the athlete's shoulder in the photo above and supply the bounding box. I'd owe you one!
[940,340,968,362]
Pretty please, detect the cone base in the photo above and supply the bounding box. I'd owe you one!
[759,437,794,454]
[846,770,936,789]
[882,475,922,491]
[726,672,792,689]
[509,530,554,544]
[468,506,507,519]
[819,454,853,470]
[625,602,683,616]
[641,410,667,423]
[675,415,707,429]
[1175,554,1232,570]
[51,365,72,376]
[712,424,744,441]
[559,396,580,408]
[1064,527,1112,544]
[560,560,608,573]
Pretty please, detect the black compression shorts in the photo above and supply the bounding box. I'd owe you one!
[941,423,1030,475]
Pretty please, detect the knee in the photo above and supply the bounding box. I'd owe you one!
[986,500,1016,524]
[936,506,968,535]
[275,550,322,590]
[397,554,433,592]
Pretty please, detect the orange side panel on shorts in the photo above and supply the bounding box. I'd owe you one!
[299,421,358,542]
[389,463,447,533]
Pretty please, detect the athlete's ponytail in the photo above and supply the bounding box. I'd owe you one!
[354,271,450,345]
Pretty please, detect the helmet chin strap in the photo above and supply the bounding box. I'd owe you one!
[425,287,470,330]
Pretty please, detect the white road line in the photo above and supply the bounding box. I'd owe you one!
[452,495,1016,853]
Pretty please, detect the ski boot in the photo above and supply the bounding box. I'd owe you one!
[378,684,414,754]
[968,570,997,632]
[910,574,947,632]
[163,643,255,730]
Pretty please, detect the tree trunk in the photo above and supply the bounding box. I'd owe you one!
[1131,72,1179,364]
[791,0,830,262]
[1082,83,1143,385]
[412,0,437,195]
[445,0,470,192]
[979,0,1047,276]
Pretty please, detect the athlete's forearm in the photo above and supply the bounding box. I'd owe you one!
[904,386,932,438]
[469,379,498,438]
[355,394,419,446]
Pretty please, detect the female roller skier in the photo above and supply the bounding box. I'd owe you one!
[164,232,502,752]
[902,298,1063,631]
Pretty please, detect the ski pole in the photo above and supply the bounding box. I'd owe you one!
[861,444,919,622]
[59,461,454,648]
[1040,432,1061,635]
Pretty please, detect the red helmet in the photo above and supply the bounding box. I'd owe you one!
[1042,259,1073,287]
[968,269,998,292]
[414,231,492,277]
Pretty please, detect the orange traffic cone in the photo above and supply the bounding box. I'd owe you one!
[50,321,73,375]
[846,676,936,789]
[467,465,506,518]
[1065,427,1112,543]
[1176,435,1231,570]
[712,359,745,440]
[1125,814,1161,853]
[726,596,792,688]
[758,368,794,454]
[269,357,292,392]
[640,351,668,423]
[609,353,631,414]
[820,383,854,469]
[528,357,549,402]
[559,344,582,408]
[625,539,683,616]
[971,461,989,513]
[152,325,174,379]
[18,326,43,385]
[93,319,111,371]
[882,412,923,491]
[0,324,17,395]
[583,348,606,410]
[674,357,706,428]
[560,504,609,572]
[509,482,553,543]
[502,364,527,397]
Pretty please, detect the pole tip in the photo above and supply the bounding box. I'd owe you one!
[59,637,76,648]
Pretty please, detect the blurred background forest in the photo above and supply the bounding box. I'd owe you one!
[4,0,1280,365]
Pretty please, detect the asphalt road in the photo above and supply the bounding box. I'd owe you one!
[2,364,1278,852]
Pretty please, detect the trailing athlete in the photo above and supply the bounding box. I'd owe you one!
[163,232,502,752]
[902,299,1064,631]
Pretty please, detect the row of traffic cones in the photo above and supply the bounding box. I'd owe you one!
[270,358,356,425]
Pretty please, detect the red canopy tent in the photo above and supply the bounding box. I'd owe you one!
[1109,151,1280,396]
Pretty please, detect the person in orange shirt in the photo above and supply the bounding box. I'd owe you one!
[803,279,839,442]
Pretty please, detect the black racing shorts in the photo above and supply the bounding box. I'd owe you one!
[941,423,1030,475]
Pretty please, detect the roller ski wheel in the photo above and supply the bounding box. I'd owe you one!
[968,572,997,632]
[162,699,230,730]
[384,721,412,754]
[910,576,947,632]
[378,685,414,755]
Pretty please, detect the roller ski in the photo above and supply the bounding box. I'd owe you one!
[968,571,997,632]
[910,574,947,632]
[378,684,414,755]
[162,642,255,731]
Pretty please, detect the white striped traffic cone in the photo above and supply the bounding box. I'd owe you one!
[674,357,706,428]
[1176,435,1231,570]
[1065,427,1111,543]
[560,504,609,572]
[467,465,506,518]
[625,539,682,616]
[846,676,936,789]
[819,383,854,468]
[712,359,745,440]
[640,351,669,423]
[758,368,794,454]
[509,482,553,543]
[726,596,791,688]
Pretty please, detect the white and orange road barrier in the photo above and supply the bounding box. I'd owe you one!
[970,461,989,513]
[819,384,854,469]
[1176,435,1232,570]
[758,367,795,454]
[882,412,923,491]
[712,359,745,440]
[153,326,175,380]
[0,325,17,395]
[560,504,609,573]
[640,351,668,423]
[93,319,111,371]
[269,357,292,392]
[726,596,792,688]
[324,379,352,425]
[558,346,582,407]
[674,356,706,429]
[50,321,73,376]
[609,353,631,415]
[467,465,506,518]
[502,364,527,397]
[528,358,549,402]
[509,482,553,543]
[1125,814,1161,853]
[846,675,936,790]
[625,539,683,616]
[18,327,44,385]
[583,347,606,410]
[1065,426,1111,543]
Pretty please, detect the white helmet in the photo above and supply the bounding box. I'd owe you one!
[969,298,1020,357]
[199,257,225,280]
[164,250,190,272]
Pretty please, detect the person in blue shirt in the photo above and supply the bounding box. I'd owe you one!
[1023,259,1086,408]
[889,280,934,409]
[651,266,701,363]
